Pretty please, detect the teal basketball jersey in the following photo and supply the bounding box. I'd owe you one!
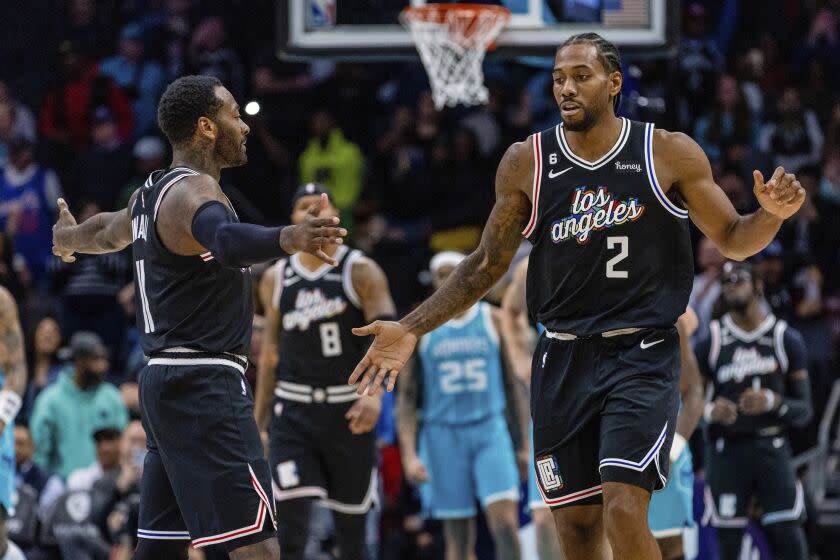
[417,302,506,426]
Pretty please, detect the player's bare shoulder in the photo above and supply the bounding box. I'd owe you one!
[156,173,225,255]
[651,128,711,194]
[350,254,388,295]
[496,136,536,200]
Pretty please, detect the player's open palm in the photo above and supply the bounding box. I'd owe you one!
[283,193,347,266]
[52,198,78,263]
[753,167,806,220]
[349,321,417,395]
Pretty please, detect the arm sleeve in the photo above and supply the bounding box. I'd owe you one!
[783,328,808,373]
[778,328,812,428]
[190,201,287,269]
[693,335,713,380]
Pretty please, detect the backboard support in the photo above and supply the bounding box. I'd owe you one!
[277,0,679,61]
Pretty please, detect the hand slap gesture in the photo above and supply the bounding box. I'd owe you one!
[282,193,347,266]
[753,166,806,220]
[52,198,78,263]
[348,321,417,395]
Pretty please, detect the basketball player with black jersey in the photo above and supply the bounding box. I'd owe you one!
[348,33,806,560]
[696,262,811,560]
[254,184,396,560]
[51,76,347,560]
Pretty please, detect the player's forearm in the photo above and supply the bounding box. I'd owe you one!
[57,212,131,254]
[776,375,813,428]
[401,248,509,337]
[720,208,784,261]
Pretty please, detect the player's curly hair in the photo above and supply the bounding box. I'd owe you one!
[558,33,622,110]
[157,75,224,145]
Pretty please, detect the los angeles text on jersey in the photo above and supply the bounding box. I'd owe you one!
[716,347,778,384]
[550,186,645,244]
[283,288,348,331]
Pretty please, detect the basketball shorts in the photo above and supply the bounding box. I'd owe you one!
[649,445,695,538]
[0,418,14,514]
[531,327,680,509]
[705,436,804,528]
[137,350,276,552]
[270,392,377,514]
[418,414,519,519]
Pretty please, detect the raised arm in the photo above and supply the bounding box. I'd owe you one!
[254,265,280,432]
[161,175,347,267]
[350,138,534,394]
[52,194,136,262]
[656,130,805,261]
[0,286,26,432]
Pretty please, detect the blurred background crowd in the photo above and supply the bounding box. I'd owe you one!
[0,0,840,559]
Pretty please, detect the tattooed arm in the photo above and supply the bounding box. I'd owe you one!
[52,194,137,262]
[0,286,27,431]
[349,138,534,394]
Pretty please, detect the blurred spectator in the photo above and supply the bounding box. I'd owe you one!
[50,201,131,355]
[90,420,145,552]
[0,103,13,169]
[29,332,128,480]
[0,81,36,145]
[693,75,759,166]
[754,240,794,320]
[188,17,244,100]
[21,316,66,425]
[716,167,754,214]
[74,107,134,211]
[14,425,64,515]
[299,110,365,221]
[0,136,62,290]
[0,231,23,302]
[826,101,840,154]
[689,237,726,340]
[759,87,824,173]
[793,8,840,85]
[116,136,166,210]
[38,41,133,154]
[62,0,114,58]
[66,427,121,492]
[99,24,166,136]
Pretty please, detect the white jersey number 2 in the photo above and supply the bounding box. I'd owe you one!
[606,236,629,279]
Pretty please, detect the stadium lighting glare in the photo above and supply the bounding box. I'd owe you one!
[245,101,260,116]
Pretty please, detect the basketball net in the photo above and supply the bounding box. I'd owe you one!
[401,4,511,109]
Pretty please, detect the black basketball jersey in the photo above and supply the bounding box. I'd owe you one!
[697,313,807,438]
[273,245,369,385]
[130,167,252,356]
[524,118,693,335]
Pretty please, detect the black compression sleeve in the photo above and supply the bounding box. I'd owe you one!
[778,375,813,428]
[191,201,286,268]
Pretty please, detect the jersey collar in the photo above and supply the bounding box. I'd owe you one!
[723,313,776,343]
[290,244,348,281]
[556,117,630,170]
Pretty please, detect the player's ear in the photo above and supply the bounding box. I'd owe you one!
[609,71,622,100]
[196,116,217,141]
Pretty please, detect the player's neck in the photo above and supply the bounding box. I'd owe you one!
[729,302,766,331]
[171,146,222,181]
[298,245,339,271]
[563,113,623,162]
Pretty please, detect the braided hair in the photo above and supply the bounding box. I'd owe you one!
[557,33,622,110]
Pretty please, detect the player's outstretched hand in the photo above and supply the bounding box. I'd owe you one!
[349,321,417,395]
[346,394,382,434]
[52,198,78,263]
[753,167,806,220]
[281,193,347,266]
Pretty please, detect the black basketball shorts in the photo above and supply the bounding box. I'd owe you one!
[269,385,377,515]
[531,327,680,509]
[136,350,276,552]
[704,435,804,529]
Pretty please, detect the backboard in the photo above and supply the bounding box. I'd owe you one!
[277,0,678,60]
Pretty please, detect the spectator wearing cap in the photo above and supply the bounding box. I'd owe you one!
[115,136,166,210]
[73,106,134,211]
[758,87,824,173]
[28,332,128,480]
[0,81,36,148]
[100,23,166,136]
[66,427,121,492]
[0,136,63,290]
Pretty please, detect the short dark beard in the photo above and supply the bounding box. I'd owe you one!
[213,119,246,168]
[561,107,599,132]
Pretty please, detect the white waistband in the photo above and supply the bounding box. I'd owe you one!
[545,327,644,340]
[275,380,361,404]
[160,346,248,362]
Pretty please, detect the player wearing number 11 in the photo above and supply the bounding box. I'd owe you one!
[350,33,807,560]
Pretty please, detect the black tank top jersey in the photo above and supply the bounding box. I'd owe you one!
[130,167,252,356]
[523,118,694,335]
[273,245,369,385]
[698,314,807,438]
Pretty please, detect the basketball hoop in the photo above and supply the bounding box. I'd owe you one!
[401,3,511,109]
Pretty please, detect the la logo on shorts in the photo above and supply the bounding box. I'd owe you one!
[537,455,564,492]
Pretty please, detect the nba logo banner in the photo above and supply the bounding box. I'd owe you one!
[537,456,564,491]
[307,0,336,29]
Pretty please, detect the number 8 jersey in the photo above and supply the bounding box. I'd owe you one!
[524,118,693,336]
[273,245,369,385]
[417,302,506,426]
